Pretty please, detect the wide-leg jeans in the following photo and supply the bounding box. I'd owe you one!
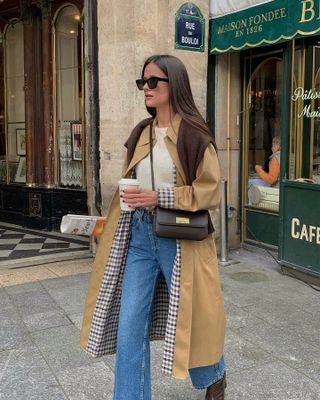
[113,208,225,400]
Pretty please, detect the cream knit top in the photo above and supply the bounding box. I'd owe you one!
[136,126,175,190]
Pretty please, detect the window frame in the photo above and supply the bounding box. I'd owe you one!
[52,3,85,189]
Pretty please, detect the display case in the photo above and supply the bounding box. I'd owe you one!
[0,1,87,231]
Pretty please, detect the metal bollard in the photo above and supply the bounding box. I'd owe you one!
[220,179,228,263]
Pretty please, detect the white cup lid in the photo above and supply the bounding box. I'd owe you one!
[119,178,140,185]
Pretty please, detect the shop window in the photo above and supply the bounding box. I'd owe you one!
[289,38,320,185]
[246,57,282,212]
[289,47,304,180]
[54,5,84,188]
[0,22,25,184]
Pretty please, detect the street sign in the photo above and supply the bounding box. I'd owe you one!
[175,3,205,52]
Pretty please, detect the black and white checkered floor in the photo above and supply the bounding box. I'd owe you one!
[0,224,89,262]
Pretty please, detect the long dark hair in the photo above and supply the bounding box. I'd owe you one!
[141,54,213,138]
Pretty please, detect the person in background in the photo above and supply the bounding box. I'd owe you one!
[255,136,281,187]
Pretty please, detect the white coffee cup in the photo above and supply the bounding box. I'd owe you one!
[118,178,140,211]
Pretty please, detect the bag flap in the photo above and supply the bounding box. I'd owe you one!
[155,208,208,228]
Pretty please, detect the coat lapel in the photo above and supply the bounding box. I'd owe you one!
[124,121,154,176]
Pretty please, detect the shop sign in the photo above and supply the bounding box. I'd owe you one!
[291,218,320,244]
[175,3,205,52]
[292,86,320,118]
[210,0,320,54]
[280,182,320,275]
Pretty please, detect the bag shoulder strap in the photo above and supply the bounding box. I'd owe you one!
[149,122,155,191]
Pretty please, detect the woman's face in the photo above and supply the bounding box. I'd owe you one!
[272,143,280,153]
[143,62,170,109]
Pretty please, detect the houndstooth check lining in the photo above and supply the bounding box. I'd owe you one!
[86,211,132,356]
[156,183,181,375]
[157,187,175,209]
[162,239,181,375]
[86,166,181,376]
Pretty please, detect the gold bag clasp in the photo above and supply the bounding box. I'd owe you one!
[176,217,190,224]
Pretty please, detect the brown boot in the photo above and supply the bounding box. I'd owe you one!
[205,373,226,400]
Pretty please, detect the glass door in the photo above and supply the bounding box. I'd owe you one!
[242,50,283,247]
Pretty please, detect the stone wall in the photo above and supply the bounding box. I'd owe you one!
[214,52,242,248]
[97,0,210,211]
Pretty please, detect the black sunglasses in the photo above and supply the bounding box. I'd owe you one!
[136,76,169,90]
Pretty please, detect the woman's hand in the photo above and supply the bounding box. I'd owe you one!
[255,164,262,173]
[122,187,158,208]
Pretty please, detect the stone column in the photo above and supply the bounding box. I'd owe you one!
[84,0,101,216]
[40,0,54,187]
[215,52,241,248]
[23,8,35,186]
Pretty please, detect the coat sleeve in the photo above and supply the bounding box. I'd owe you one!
[157,144,221,211]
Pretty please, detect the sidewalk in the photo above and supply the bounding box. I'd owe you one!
[0,249,319,400]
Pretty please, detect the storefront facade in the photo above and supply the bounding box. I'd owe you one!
[0,0,214,235]
[210,0,320,277]
[0,0,88,230]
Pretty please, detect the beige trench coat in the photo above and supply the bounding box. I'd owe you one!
[80,114,226,379]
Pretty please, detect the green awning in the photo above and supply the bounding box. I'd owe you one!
[210,0,320,54]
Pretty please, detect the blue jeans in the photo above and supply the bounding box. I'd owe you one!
[113,208,225,400]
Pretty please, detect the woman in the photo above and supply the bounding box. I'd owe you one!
[80,55,226,400]
[255,136,281,187]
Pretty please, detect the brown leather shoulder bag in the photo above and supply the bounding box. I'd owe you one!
[149,122,210,241]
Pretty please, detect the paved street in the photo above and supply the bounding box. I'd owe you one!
[0,248,319,400]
